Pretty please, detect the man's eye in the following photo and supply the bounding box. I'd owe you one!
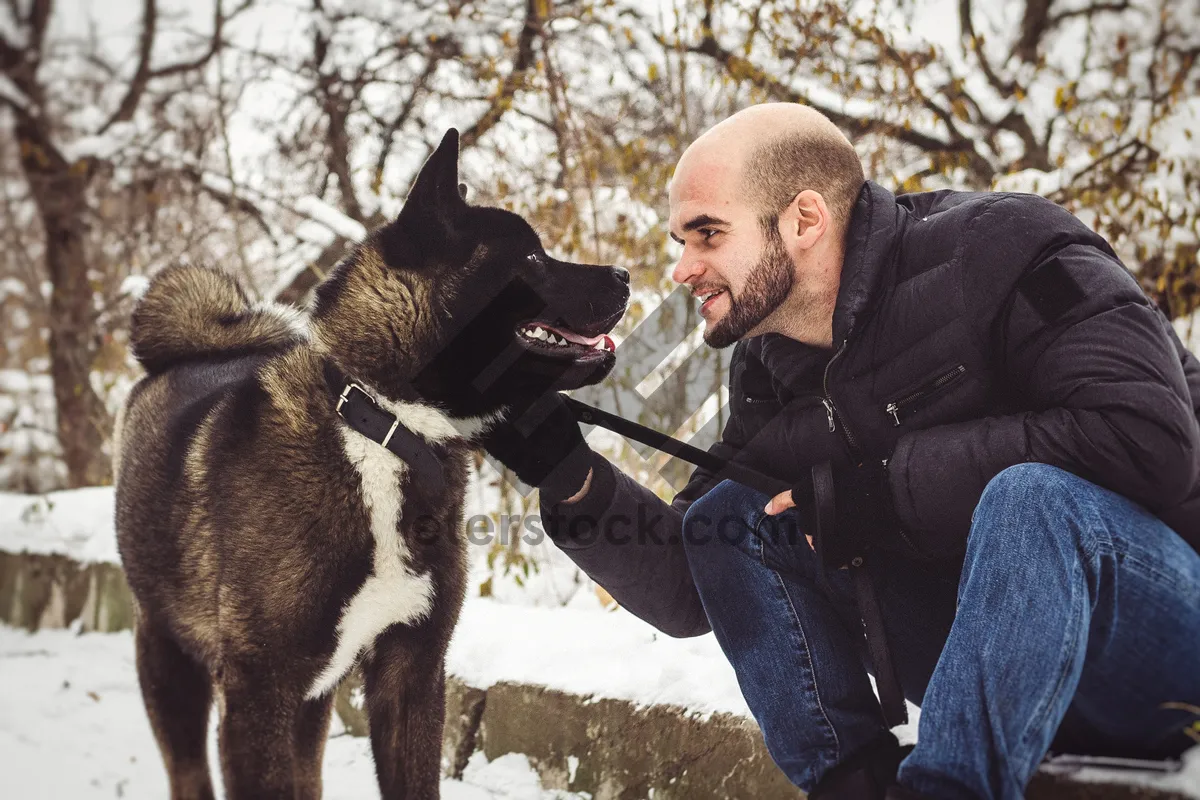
[700,229,718,242]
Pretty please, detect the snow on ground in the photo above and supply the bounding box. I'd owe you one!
[3,488,1199,797]
[3,626,1197,799]
[0,626,584,800]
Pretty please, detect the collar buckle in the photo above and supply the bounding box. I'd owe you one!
[336,382,373,417]
[337,382,401,449]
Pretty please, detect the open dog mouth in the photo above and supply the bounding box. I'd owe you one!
[514,321,616,359]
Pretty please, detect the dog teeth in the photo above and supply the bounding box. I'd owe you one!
[519,325,612,350]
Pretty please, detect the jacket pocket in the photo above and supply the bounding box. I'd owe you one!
[884,364,967,427]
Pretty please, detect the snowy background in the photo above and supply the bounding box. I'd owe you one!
[3,0,1200,796]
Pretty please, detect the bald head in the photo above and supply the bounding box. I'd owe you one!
[676,103,864,233]
[668,104,863,348]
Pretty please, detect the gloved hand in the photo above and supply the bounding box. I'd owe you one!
[478,392,594,506]
[765,458,903,570]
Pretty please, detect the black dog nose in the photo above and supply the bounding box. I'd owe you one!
[613,267,630,284]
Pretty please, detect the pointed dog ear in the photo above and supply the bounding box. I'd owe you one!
[397,128,466,231]
[379,129,468,266]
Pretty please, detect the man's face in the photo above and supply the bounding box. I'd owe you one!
[669,158,794,349]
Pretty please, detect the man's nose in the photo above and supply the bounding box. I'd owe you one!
[671,251,703,285]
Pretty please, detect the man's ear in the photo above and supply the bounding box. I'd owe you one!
[396,128,466,233]
[785,189,829,251]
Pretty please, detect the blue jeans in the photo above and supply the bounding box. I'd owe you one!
[681,463,1200,799]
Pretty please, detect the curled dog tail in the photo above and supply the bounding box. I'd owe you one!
[129,265,307,374]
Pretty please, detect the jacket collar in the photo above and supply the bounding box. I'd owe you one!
[749,180,905,397]
[833,180,904,344]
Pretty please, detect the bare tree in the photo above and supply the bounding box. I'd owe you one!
[656,0,1199,315]
[1,0,254,486]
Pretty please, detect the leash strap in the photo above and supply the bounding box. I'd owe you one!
[568,396,909,728]
[561,395,791,497]
[850,563,909,727]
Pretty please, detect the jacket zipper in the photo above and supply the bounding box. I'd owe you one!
[819,336,929,558]
[822,338,861,457]
[824,339,925,555]
[884,364,967,427]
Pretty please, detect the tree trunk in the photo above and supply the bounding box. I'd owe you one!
[16,122,113,488]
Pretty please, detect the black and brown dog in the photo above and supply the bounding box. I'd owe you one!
[113,129,629,799]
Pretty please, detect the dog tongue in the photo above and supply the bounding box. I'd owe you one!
[548,325,602,346]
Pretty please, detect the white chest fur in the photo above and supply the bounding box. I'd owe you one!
[306,393,505,699]
[306,428,434,698]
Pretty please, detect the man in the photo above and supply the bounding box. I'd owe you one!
[481,103,1200,799]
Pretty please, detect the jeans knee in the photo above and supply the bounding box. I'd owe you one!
[684,479,766,527]
[978,463,1081,515]
[682,479,770,555]
[973,463,1098,550]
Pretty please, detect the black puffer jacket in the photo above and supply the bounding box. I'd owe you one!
[543,180,1200,637]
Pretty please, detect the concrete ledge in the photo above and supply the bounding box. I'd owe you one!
[1,548,1193,799]
[0,550,134,633]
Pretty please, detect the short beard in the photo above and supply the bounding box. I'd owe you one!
[703,219,794,349]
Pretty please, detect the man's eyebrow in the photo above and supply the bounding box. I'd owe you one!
[669,214,731,244]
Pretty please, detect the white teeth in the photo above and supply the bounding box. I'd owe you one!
[519,324,611,350]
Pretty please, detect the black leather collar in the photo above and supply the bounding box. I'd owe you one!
[324,362,448,496]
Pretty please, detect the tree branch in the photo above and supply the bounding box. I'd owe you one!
[370,47,449,190]
[98,0,254,135]
[1048,1,1131,28]
[1014,0,1053,65]
[148,0,253,79]
[26,0,52,56]
[99,0,157,135]
[458,0,543,150]
[959,0,1015,95]
[682,24,962,156]
[0,31,22,72]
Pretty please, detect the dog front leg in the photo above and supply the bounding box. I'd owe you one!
[363,629,448,800]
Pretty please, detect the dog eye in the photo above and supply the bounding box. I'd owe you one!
[526,253,541,265]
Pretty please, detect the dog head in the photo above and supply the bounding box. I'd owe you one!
[312,129,630,419]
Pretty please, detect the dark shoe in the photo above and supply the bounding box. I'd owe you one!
[884,785,930,800]
[809,732,915,800]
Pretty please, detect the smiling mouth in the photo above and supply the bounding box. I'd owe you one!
[514,322,616,359]
[698,289,726,313]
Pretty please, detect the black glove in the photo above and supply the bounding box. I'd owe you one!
[478,392,594,506]
[792,458,902,570]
